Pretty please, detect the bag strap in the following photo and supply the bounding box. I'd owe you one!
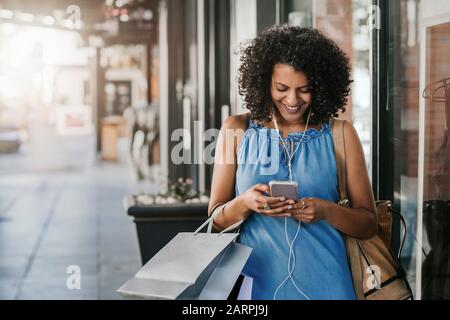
[330,119,348,201]
[390,207,408,259]
[194,203,243,235]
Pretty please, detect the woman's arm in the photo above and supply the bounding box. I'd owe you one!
[208,114,251,229]
[288,121,378,239]
[209,114,295,231]
[326,121,378,238]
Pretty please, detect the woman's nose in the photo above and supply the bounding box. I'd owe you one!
[286,91,301,106]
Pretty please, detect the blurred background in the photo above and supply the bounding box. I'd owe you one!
[0,0,449,299]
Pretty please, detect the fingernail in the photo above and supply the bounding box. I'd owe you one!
[289,200,295,204]
[280,197,286,201]
[288,205,293,209]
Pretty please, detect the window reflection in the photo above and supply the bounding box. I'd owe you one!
[283,0,373,171]
[420,21,450,300]
[391,0,450,299]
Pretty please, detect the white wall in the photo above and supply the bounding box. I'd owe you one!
[420,0,450,20]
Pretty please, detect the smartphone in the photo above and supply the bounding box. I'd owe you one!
[269,180,298,200]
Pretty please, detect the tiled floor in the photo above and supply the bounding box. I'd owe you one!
[0,112,159,299]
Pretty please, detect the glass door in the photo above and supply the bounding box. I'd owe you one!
[417,14,450,300]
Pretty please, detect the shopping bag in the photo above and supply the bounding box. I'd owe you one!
[117,215,251,300]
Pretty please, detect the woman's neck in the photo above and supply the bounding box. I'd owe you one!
[270,110,321,138]
[272,111,307,130]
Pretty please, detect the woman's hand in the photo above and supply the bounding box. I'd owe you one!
[286,197,331,223]
[239,184,295,217]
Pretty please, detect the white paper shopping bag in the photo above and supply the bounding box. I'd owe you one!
[117,216,252,300]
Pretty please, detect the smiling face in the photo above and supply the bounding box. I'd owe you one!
[270,63,312,124]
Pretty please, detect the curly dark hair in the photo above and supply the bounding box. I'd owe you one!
[238,25,352,125]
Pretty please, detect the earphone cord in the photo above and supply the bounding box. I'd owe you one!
[273,217,310,300]
[273,108,312,181]
[272,106,312,300]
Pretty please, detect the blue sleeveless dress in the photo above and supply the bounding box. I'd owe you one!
[236,118,356,300]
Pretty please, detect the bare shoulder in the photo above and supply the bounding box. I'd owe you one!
[341,120,366,164]
[342,120,361,144]
[221,113,250,131]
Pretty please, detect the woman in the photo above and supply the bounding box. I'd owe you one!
[208,25,377,300]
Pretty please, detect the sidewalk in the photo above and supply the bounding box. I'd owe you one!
[0,111,158,299]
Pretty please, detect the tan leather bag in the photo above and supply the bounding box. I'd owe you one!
[331,119,413,300]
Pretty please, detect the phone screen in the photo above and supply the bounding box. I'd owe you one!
[269,181,298,200]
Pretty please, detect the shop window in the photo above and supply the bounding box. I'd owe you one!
[418,10,450,300]
[282,0,374,173]
[385,0,450,298]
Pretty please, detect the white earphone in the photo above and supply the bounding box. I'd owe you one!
[272,105,312,300]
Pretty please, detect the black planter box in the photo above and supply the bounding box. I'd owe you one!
[124,196,208,265]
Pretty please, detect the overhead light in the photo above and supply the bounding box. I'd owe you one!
[143,10,153,21]
[17,12,35,22]
[0,9,14,19]
[119,14,130,22]
[42,16,56,25]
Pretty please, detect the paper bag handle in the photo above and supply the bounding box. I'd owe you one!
[193,203,243,235]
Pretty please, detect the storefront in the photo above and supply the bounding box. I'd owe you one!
[383,0,450,300]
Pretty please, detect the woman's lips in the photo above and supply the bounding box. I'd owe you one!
[282,103,304,113]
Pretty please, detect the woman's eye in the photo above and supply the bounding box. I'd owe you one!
[276,87,287,92]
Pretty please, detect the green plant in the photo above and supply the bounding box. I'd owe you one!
[161,178,201,202]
